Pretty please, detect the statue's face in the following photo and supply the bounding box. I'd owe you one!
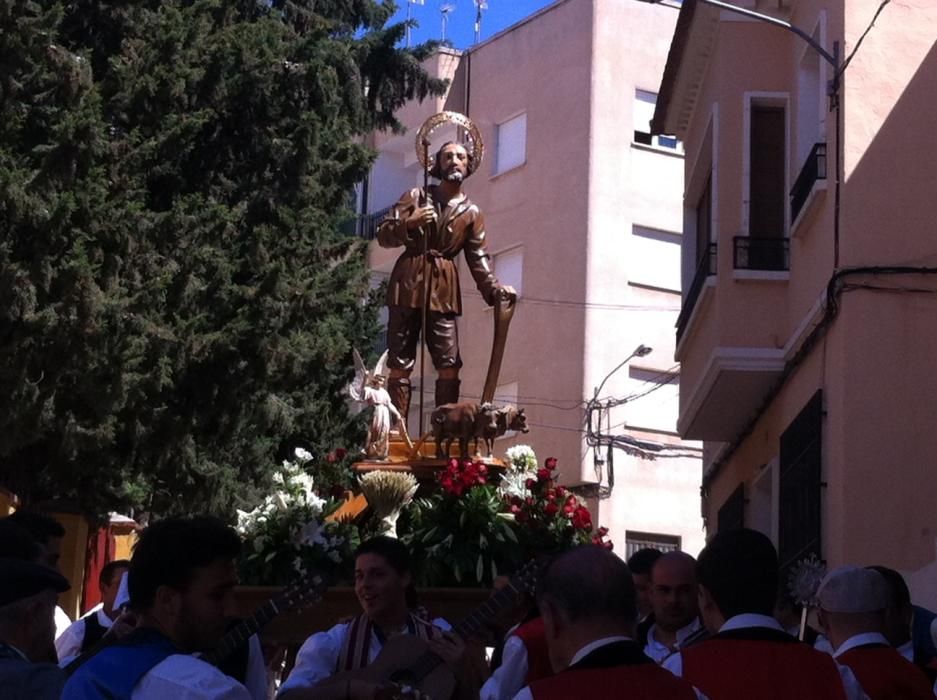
[437,143,469,182]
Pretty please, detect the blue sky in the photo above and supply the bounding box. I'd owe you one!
[389,0,557,49]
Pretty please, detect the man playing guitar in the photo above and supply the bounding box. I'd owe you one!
[278,537,477,700]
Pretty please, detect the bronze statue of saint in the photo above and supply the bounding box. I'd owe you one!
[376,141,516,424]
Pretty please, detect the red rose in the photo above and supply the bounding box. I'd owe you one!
[562,504,575,518]
[555,486,567,498]
[525,478,537,489]
[572,506,593,531]
[544,502,559,517]
[448,458,459,469]
[537,468,551,482]
[335,448,347,460]
[478,464,488,475]
[545,457,558,470]
[565,495,578,507]
[510,504,522,515]
[510,495,523,507]
[478,476,487,485]
[526,496,535,506]
[326,452,337,463]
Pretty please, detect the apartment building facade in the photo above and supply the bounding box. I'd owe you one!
[653,0,937,599]
[360,0,705,556]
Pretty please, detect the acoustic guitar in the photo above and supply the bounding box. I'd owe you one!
[329,561,539,700]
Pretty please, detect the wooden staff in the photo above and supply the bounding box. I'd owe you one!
[418,137,432,438]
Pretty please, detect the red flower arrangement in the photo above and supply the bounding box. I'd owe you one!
[503,456,610,554]
[439,458,489,497]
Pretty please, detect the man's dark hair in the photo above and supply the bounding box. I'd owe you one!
[99,559,131,589]
[7,510,65,546]
[538,546,636,625]
[627,547,663,576]
[696,528,778,619]
[355,536,412,575]
[429,141,475,180]
[0,518,43,561]
[868,566,911,610]
[128,517,241,611]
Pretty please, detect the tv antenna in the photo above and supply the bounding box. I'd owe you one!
[406,0,424,48]
[473,1,488,44]
[439,3,455,42]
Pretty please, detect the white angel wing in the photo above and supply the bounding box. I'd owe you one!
[346,348,369,404]
[372,350,390,379]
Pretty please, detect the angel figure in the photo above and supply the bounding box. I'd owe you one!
[347,349,409,460]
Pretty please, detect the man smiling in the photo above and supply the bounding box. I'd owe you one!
[279,536,470,700]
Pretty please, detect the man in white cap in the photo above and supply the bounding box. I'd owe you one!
[816,566,933,700]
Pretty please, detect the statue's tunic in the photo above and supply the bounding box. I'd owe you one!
[377,186,497,371]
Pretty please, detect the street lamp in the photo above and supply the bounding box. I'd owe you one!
[593,344,653,403]
[635,0,841,94]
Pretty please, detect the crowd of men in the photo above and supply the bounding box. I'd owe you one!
[2,509,936,700]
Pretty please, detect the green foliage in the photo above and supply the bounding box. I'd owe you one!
[0,0,446,520]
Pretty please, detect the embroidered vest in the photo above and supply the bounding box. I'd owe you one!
[680,629,848,700]
[336,614,439,672]
[838,644,934,700]
[513,617,553,684]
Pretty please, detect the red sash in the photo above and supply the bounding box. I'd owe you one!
[838,645,934,700]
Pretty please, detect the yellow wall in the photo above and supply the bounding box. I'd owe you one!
[52,512,90,619]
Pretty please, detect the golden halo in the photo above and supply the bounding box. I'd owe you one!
[415,111,485,176]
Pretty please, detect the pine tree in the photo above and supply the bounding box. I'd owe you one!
[0,0,445,520]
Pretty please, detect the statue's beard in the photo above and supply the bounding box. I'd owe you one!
[444,170,464,183]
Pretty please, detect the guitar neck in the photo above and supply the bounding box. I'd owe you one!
[203,598,280,665]
[451,582,522,641]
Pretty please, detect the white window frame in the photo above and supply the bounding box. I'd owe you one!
[493,112,527,176]
[492,245,524,298]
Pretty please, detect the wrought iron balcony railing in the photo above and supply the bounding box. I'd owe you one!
[733,236,790,272]
[676,243,717,342]
[790,143,827,222]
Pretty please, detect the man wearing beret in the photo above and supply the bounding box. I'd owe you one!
[0,556,71,699]
[817,566,933,700]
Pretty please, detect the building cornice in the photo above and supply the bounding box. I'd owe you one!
[651,0,719,138]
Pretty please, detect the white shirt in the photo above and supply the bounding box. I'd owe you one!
[510,636,708,700]
[278,617,450,696]
[54,605,73,640]
[644,618,703,664]
[132,654,252,700]
[56,609,115,665]
[833,632,891,658]
[662,614,869,700]
[481,633,529,700]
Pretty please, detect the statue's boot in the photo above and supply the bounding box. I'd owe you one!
[388,377,411,434]
[435,378,461,408]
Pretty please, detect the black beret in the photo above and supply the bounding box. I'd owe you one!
[0,558,70,607]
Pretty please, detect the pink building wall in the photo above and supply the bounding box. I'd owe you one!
[658,0,937,602]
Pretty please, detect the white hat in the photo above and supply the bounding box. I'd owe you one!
[817,566,889,613]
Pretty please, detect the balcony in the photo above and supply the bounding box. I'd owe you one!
[676,243,717,342]
[790,143,827,223]
[733,237,789,272]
